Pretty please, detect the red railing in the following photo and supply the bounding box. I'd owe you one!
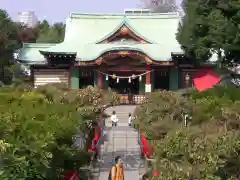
[119,94,146,104]
[140,135,153,158]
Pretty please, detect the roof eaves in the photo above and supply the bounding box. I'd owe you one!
[39,50,77,56]
[16,59,47,65]
[22,43,57,48]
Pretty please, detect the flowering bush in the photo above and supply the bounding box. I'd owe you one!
[0,84,120,179]
[134,87,240,179]
[134,90,192,140]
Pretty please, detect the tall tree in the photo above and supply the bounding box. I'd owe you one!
[0,9,21,83]
[177,0,240,65]
[176,0,211,62]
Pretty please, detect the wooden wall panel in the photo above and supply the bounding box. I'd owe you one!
[34,69,69,87]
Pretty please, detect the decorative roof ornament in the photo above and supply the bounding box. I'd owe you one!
[120,26,129,35]
[118,51,129,56]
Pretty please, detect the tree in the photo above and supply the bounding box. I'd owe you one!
[176,0,211,62]
[16,24,38,43]
[36,20,65,43]
[0,9,21,84]
[177,0,240,65]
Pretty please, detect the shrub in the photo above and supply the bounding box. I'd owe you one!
[134,90,192,141]
[0,84,120,179]
[0,91,90,179]
[135,87,240,179]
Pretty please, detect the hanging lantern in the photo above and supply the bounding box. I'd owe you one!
[112,74,116,79]
[128,77,131,83]
[117,78,119,83]
[139,75,142,81]
[106,75,108,81]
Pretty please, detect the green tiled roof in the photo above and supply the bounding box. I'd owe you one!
[17,43,56,63]
[17,12,183,63]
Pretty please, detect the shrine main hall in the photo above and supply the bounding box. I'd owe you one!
[16,10,206,94]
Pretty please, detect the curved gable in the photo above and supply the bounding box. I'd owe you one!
[95,20,155,44]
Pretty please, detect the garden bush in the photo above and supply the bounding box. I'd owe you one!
[134,90,192,140]
[134,86,240,179]
[0,84,120,179]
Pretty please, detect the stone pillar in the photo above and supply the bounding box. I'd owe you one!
[97,71,102,89]
[145,64,151,93]
[71,68,79,89]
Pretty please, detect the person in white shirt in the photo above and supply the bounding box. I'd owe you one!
[128,113,132,126]
[111,111,118,127]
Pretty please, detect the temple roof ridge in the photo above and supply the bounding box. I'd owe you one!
[70,12,181,19]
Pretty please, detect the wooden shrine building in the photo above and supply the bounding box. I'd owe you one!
[16,11,210,95]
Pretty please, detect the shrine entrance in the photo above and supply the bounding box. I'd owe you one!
[108,72,140,94]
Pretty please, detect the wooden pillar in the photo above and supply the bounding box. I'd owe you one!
[146,64,151,84]
[97,71,102,89]
[145,64,151,93]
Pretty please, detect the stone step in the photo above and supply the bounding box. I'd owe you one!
[99,105,141,180]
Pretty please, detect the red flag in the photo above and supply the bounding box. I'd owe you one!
[193,68,220,91]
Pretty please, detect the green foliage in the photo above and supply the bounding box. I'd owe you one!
[177,0,240,64]
[134,91,191,141]
[36,20,65,43]
[0,9,21,84]
[190,85,240,101]
[135,87,240,179]
[0,84,119,179]
[0,8,66,85]
[0,90,84,179]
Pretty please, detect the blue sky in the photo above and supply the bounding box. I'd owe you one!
[1,0,181,23]
[1,0,141,22]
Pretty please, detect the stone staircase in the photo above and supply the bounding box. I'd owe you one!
[98,105,142,180]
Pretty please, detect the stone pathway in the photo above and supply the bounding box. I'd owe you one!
[98,105,142,180]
